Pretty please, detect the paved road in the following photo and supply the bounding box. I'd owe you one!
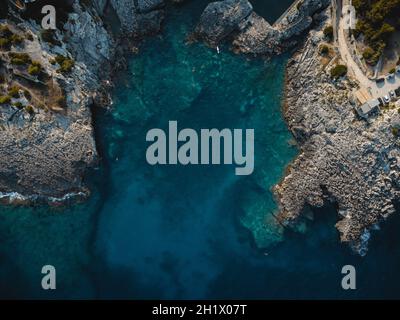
[336,0,400,99]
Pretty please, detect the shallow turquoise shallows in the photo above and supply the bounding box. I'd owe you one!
[1,1,400,299]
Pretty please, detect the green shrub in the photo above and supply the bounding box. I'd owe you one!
[11,58,25,65]
[389,68,396,74]
[0,25,12,37]
[363,47,374,59]
[0,95,11,104]
[8,85,20,98]
[28,65,40,75]
[28,61,42,75]
[0,37,10,49]
[25,105,34,115]
[330,64,348,79]
[323,25,334,40]
[352,0,400,62]
[10,34,23,45]
[54,55,66,65]
[392,127,399,136]
[9,52,31,65]
[54,55,75,74]
[59,59,74,73]
[362,46,381,65]
[320,45,329,55]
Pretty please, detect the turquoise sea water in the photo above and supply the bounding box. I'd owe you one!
[1,1,400,299]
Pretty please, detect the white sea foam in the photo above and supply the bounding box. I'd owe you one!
[0,191,87,204]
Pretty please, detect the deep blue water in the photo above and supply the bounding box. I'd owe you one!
[1,0,400,299]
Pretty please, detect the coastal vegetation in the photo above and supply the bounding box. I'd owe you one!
[8,85,20,98]
[56,96,67,108]
[0,24,25,51]
[320,44,329,55]
[9,52,31,65]
[25,105,34,115]
[13,101,23,109]
[28,61,42,76]
[353,0,400,65]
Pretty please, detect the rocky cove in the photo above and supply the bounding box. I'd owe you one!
[0,0,327,197]
[2,0,400,299]
[0,0,399,263]
[0,2,317,203]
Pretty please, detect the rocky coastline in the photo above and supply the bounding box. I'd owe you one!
[194,0,400,255]
[2,0,399,255]
[274,10,400,256]
[194,0,330,57]
[0,0,167,205]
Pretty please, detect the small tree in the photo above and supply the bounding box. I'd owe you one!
[331,64,348,79]
[10,34,23,45]
[56,96,67,108]
[323,25,334,41]
[28,61,42,76]
[8,85,20,98]
[0,37,10,50]
[320,45,329,55]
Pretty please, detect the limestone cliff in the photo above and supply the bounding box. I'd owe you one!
[275,12,400,255]
[195,0,330,56]
[0,0,166,203]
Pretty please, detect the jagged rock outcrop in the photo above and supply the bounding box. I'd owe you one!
[274,22,400,255]
[236,0,330,55]
[195,0,330,56]
[64,2,114,80]
[194,0,253,45]
[231,12,278,55]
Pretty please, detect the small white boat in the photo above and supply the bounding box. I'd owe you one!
[216,46,220,54]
